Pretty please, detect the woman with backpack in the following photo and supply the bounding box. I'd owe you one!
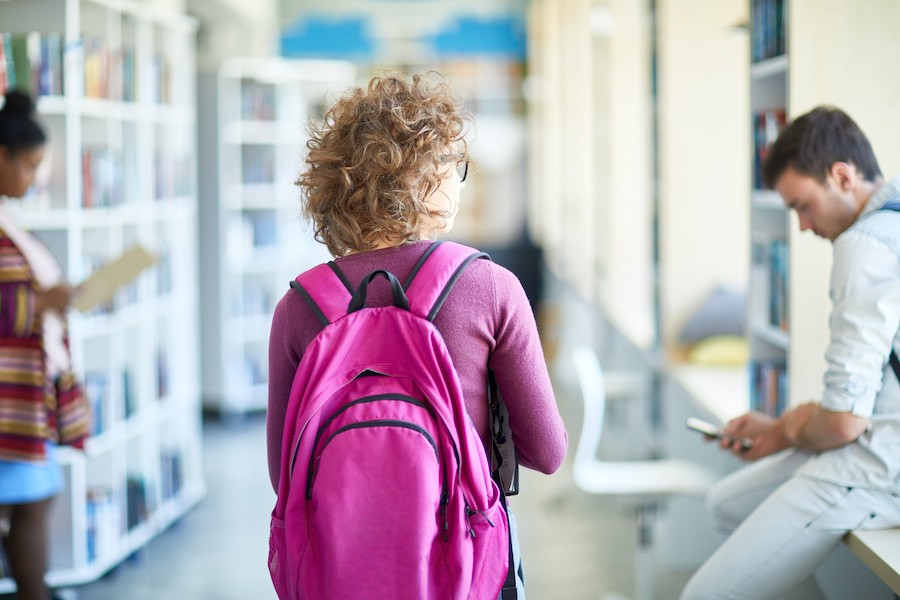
[267,73,568,599]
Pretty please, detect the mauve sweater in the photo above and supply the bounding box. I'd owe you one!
[266,240,568,490]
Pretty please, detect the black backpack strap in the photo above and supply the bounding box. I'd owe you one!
[490,370,521,600]
[290,261,354,326]
[404,241,490,322]
[495,482,520,600]
[890,350,900,384]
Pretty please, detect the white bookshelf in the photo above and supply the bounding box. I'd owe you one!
[0,0,203,589]
[199,57,355,415]
[747,0,900,415]
[747,0,790,417]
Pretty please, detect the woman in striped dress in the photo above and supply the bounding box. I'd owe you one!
[0,90,88,600]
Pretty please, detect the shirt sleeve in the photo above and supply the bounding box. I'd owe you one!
[822,229,900,416]
[488,265,568,474]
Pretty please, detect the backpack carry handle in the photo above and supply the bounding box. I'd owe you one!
[348,269,410,313]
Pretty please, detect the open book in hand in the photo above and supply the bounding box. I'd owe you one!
[71,244,158,312]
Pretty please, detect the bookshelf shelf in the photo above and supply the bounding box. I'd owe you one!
[751,322,790,350]
[750,54,787,80]
[751,189,785,210]
[199,57,355,415]
[0,0,203,591]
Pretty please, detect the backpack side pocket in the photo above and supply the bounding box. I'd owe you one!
[269,514,290,600]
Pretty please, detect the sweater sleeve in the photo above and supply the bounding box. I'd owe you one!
[266,290,305,491]
[488,265,568,474]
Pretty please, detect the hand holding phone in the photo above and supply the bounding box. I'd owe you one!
[686,417,753,451]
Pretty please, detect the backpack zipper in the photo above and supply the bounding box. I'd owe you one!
[306,419,439,499]
[440,489,450,542]
[296,393,433,483]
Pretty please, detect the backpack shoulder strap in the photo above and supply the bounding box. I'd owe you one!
[291,262,353,326]
[405,241,490,322]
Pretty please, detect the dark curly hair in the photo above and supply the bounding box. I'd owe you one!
[297,73,471,257]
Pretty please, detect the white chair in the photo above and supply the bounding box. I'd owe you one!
[571,344,716,600]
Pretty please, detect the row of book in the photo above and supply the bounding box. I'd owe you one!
[84,147,191,207]
[82,146,127,208]
[157,347,171,400]
[86,487,120,562]
[0,31,172,103]
[154,152,192,200]
[753,109,787,189]
[84,36,137,101]
[768,239,789,332]
[751,238,789,332]
[750,359,788,417]
[0,31,64,97]
[751,0,785,63]
[84,368,137,436]
[85,348,173,405]
[86,451,183,562]
[159,449,184,502]
[230,354,266,390]
[241,81,277,121]
[226,212,280,266]
[241,149,276,184]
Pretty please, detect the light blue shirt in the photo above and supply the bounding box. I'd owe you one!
[799,177,900,490]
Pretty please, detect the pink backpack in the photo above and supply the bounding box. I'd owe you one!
[268,241,510,600]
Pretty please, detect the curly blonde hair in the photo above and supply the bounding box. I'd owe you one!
[297,73,470,257]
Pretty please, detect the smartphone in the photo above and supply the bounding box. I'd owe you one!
[686,417,753,451]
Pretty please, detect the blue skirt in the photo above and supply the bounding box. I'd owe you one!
[0,442,64,504]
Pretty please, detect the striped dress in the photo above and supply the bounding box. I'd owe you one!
[0,232,87,465]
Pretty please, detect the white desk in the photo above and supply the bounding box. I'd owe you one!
[845,529,900,595]
[666,363,749,424]
[666,360,900,596]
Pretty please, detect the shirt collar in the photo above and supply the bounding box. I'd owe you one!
[861,176,900,217]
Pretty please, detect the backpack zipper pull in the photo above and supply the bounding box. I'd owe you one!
[464,505,476,538]
[477,508,494,528]
[440,491,449,542]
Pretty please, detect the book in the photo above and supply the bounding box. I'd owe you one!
[0,34,8,95]
[72,244,158,312]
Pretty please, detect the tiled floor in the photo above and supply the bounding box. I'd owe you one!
[61,371,694,600]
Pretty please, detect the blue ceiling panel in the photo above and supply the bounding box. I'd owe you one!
[280,14,377,59]
[431,15,526,59]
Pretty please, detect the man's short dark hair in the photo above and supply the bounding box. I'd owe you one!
[762,106,882,189]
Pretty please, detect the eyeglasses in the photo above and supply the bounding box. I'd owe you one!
[456,158,469,183]
[441,153,469,183]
